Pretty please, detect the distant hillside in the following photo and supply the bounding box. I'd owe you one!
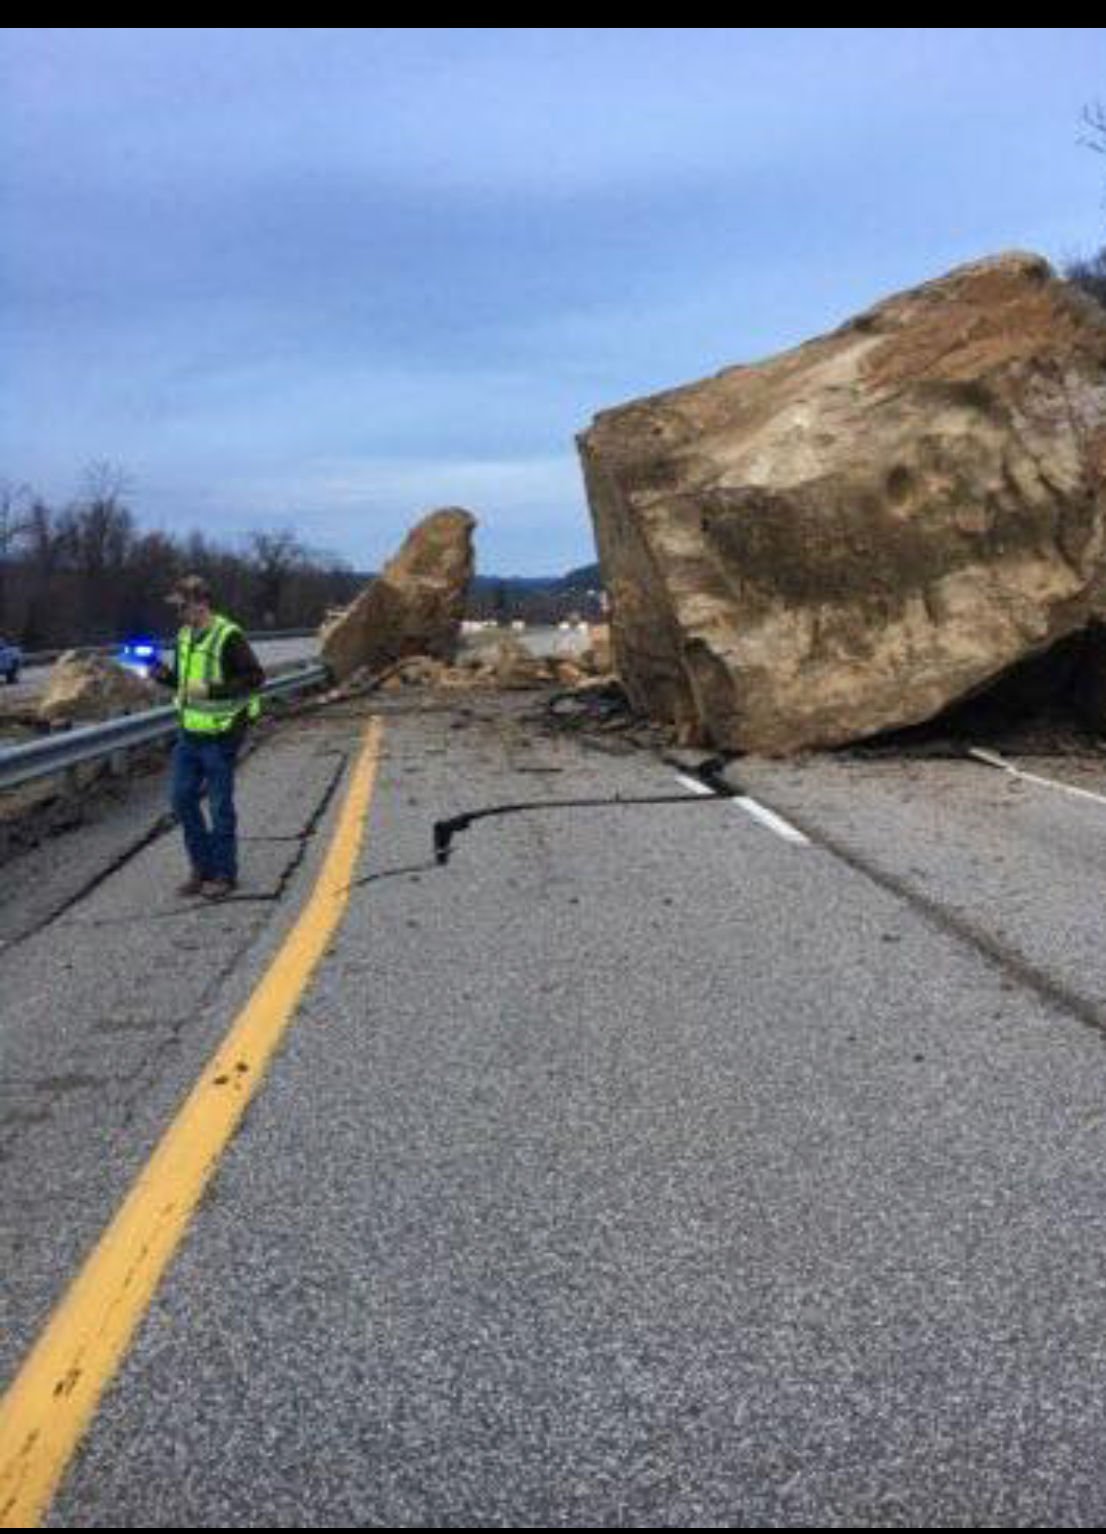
[560,561,603,588]
[467,562,603,622]
[340,563,602,622]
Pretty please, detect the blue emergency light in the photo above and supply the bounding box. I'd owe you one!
[118,638,160,674]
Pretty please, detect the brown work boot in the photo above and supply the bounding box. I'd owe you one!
[201,877,238,901]
[176,871,206,897]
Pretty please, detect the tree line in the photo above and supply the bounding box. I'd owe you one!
[0,469,363,649]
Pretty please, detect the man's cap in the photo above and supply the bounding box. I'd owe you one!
[166,574,213,607]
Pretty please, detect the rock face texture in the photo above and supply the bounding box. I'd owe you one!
[39,653,156,724]
[320,508,477,682]
[578,254,1106,751]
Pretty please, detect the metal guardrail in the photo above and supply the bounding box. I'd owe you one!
[0,663,330,794]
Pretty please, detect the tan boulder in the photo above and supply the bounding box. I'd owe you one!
[578,253,1106,751]
[553,659,588,687]
[393,656,447,687]
[39,652,157,725]
[320,508,477,682]
[578,622,613,676]
[487,636,555,689]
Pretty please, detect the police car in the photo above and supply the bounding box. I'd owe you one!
[117,638,161,678]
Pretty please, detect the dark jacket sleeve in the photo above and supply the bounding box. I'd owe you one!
[211,632,265,700]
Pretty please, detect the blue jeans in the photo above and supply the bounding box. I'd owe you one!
[170,732,241,882]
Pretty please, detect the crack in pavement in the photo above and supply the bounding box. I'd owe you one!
[39,751,352,933]
[0,743,354,1161]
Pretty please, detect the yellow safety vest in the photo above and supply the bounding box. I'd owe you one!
[175,615,261,735]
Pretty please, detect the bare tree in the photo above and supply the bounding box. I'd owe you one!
[247,528,308,627]
[1068,250,1106,306]
[1080,100,1106,157]
[0,480,34,630]
[18,499,67,647]
[52,464,139,638]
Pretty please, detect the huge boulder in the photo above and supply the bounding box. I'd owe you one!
[39,652,157,725]
[321,508,477,682]
[578,254,1106,752]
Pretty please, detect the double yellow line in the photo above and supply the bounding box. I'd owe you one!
[0,715,385,1527]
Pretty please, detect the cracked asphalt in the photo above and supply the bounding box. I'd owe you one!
[6,695,1106,1525]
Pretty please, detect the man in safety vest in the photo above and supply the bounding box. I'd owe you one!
[153,574,265,899]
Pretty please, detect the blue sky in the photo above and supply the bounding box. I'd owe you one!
[2,27,1104,574]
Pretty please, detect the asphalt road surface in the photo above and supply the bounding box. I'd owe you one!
[5,691,1106,1526]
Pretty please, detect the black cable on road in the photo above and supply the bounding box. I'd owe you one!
[432,759,741,866]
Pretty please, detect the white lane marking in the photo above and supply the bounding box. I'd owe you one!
[734,796,810,845]
[674,775,810,845]
[969,748,1106,809]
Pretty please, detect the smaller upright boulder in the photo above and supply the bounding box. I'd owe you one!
[321,508,477,682]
